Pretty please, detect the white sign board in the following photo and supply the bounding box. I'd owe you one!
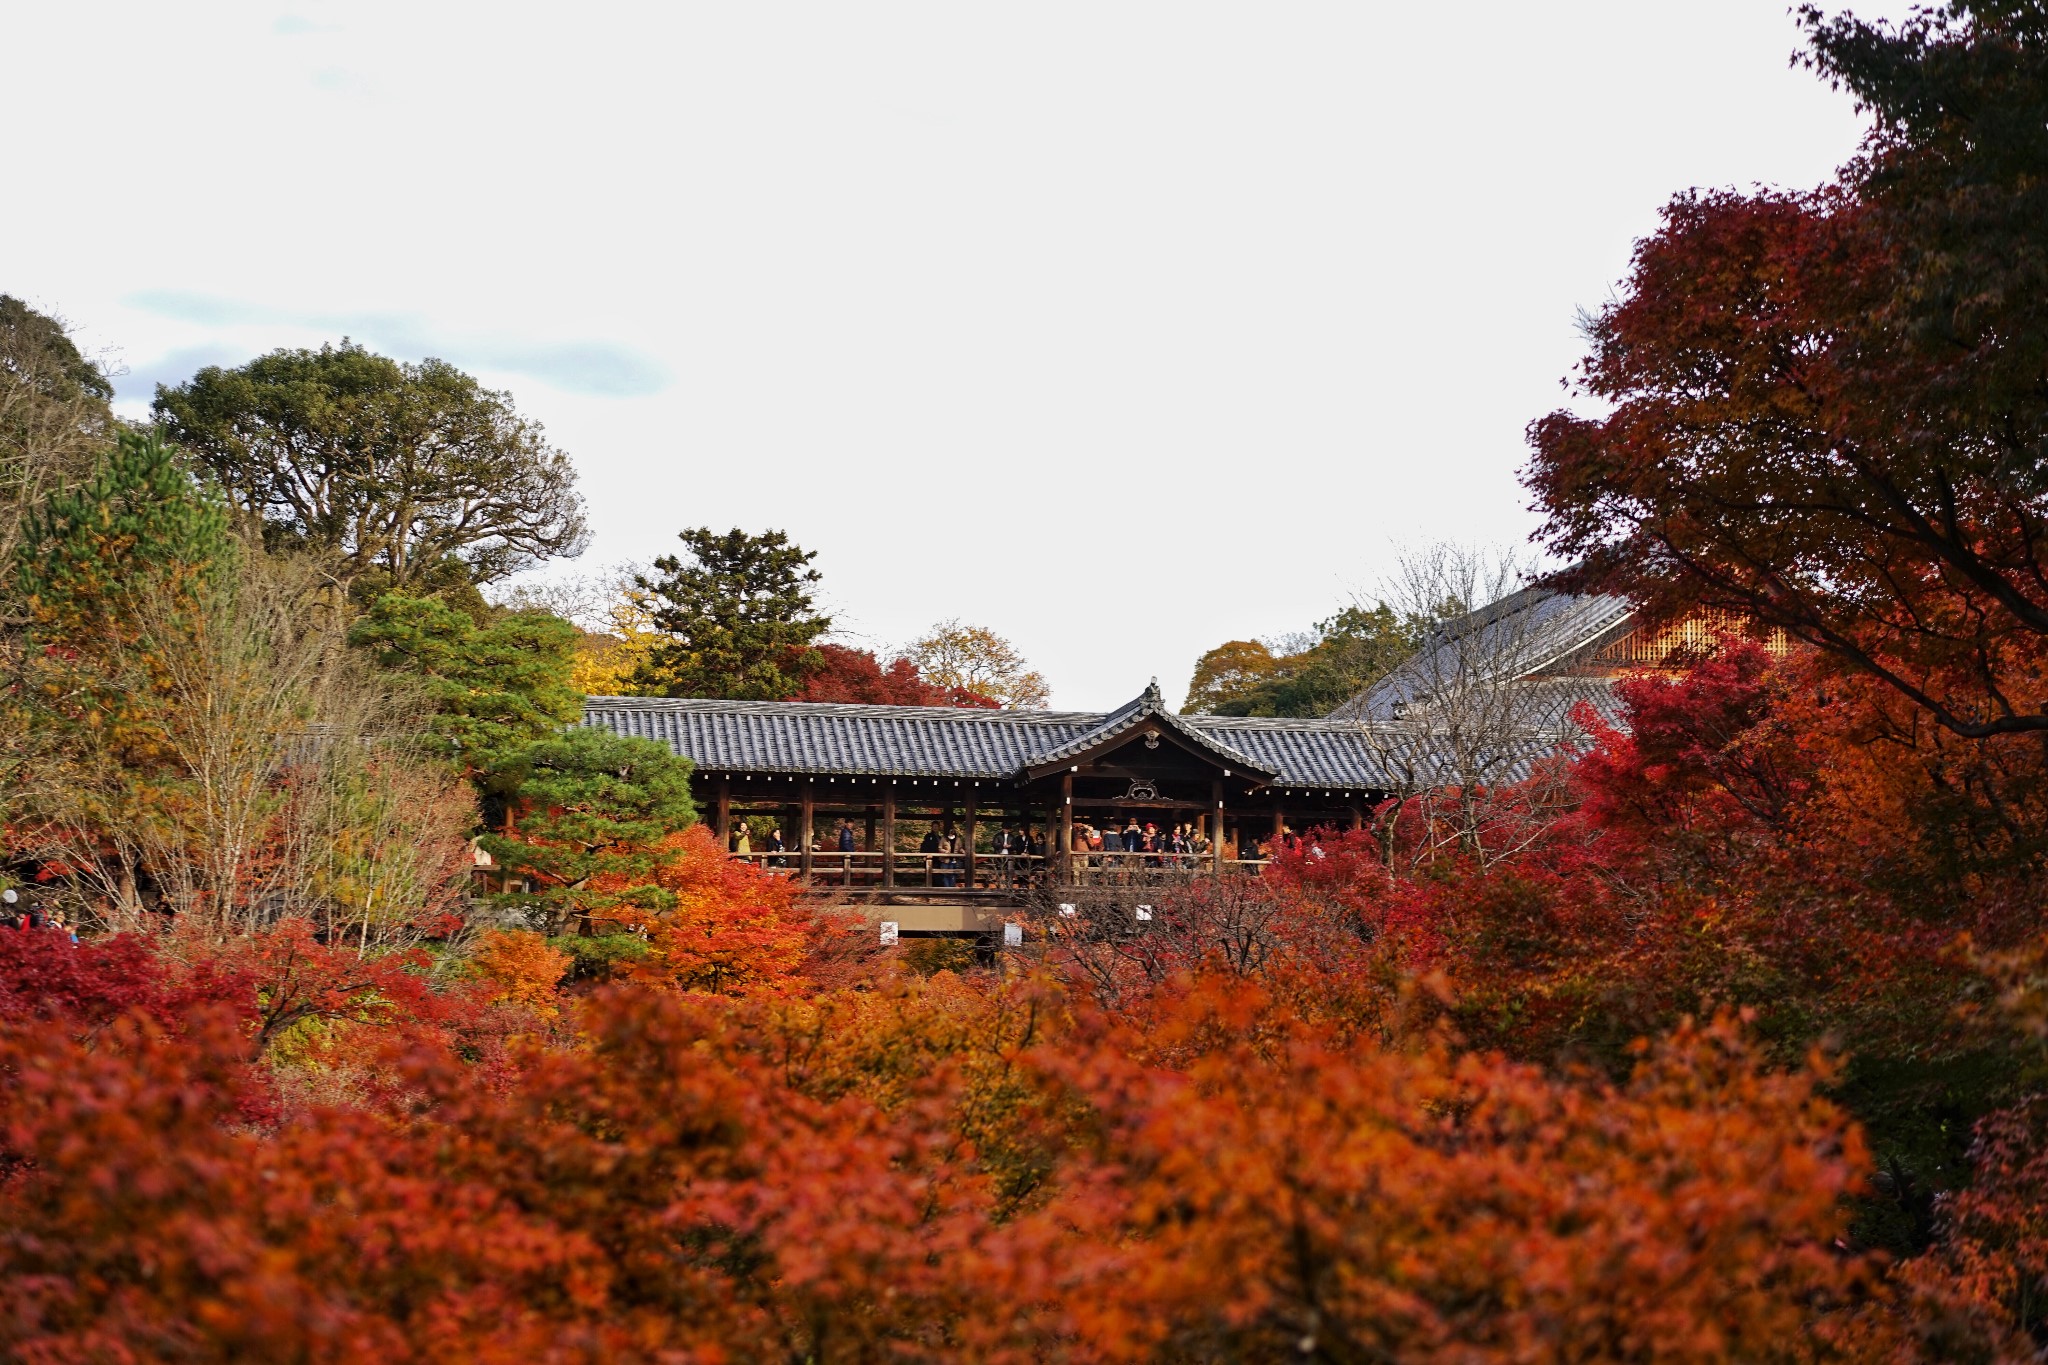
[1057,902,1077,918]
[1135,904,1152,922]
[1002,922,1023,947]
[879,921,899,946]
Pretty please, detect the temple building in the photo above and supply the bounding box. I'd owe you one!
[1337,588,1786,723]
[575,589,1780,931]
[580,680,1388,929]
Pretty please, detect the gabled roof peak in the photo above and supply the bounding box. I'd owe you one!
[1022,681,1274,780]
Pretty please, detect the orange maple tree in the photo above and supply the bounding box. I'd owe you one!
[600,824,815,995]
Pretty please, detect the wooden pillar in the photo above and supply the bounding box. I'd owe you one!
[1349,801,1364,832]
[864,809,876,852]
[1060,771,1074,885]
[1211,778,1225,876]
[964,796,978,890]
[881,786,897,888]
[716,778,732,851]
[799,781,814,880]
[1272,804,1285,842]
[1028,803,1040,887]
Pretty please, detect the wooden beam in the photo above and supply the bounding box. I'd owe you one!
[799,781,814,880]
[964,797,978,891]
[1211,777,1225,876]
[716,778,731,850]
[1060,771,1074,885]
[881,786,896,889]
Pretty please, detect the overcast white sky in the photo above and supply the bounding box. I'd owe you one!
[2,1,1904,708]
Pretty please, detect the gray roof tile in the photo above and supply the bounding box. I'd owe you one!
[1334,589,1635,721]
[583,687,1400,789]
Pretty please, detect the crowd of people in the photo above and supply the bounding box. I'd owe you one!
[0,888,76,941]
[1066,817,1211,863]
[725,813,1285,884]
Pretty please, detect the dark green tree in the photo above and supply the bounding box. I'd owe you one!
[347,594,581,787]
[17,428,232,653]
[1185,603,1420,717]
[631,527,831,700]
[153,342,588,596]
[480,727,696,934]
[0,297,112,407]
[0,297,116,594]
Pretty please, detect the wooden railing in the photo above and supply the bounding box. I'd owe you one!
[727,851,1044,891]
[726,849,1269,892]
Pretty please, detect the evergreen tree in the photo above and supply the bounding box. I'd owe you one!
[478,727,696,935]
[347,594,580,788]
[631,528,830,700]
[13,429,234,770]
[16,428,232,645]
[154,342,587,595]
[0,296,116,589]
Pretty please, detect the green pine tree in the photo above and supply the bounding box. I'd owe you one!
[631,527,830,699]
[347,593,581,787]
[17,428,233,644]
[479,727,696,935]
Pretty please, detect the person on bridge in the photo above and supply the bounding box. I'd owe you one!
[837,820,857,853]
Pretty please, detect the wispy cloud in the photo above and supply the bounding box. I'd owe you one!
[309,67,367,94]
[112,344,253,403]
[123,291,671,399]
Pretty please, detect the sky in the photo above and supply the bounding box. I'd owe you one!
[1,1,1906,708]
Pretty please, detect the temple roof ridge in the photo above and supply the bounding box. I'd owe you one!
[1020,682,1273,779]
[581,685,1401,788]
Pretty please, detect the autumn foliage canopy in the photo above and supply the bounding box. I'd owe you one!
[10,3,2048,1361]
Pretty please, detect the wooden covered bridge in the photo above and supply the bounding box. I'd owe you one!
[579,681,1392,931]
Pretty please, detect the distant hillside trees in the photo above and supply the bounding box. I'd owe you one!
[492,563,665,697]
[153,342,588,603]
[1184,602,1420,717]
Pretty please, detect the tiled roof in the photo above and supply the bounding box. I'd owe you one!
[1021,680,1272,779]
[1191,717,1401,789]
[1333,589,1636,722]
[581,686,1397,790]
[581,696,1091,780]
